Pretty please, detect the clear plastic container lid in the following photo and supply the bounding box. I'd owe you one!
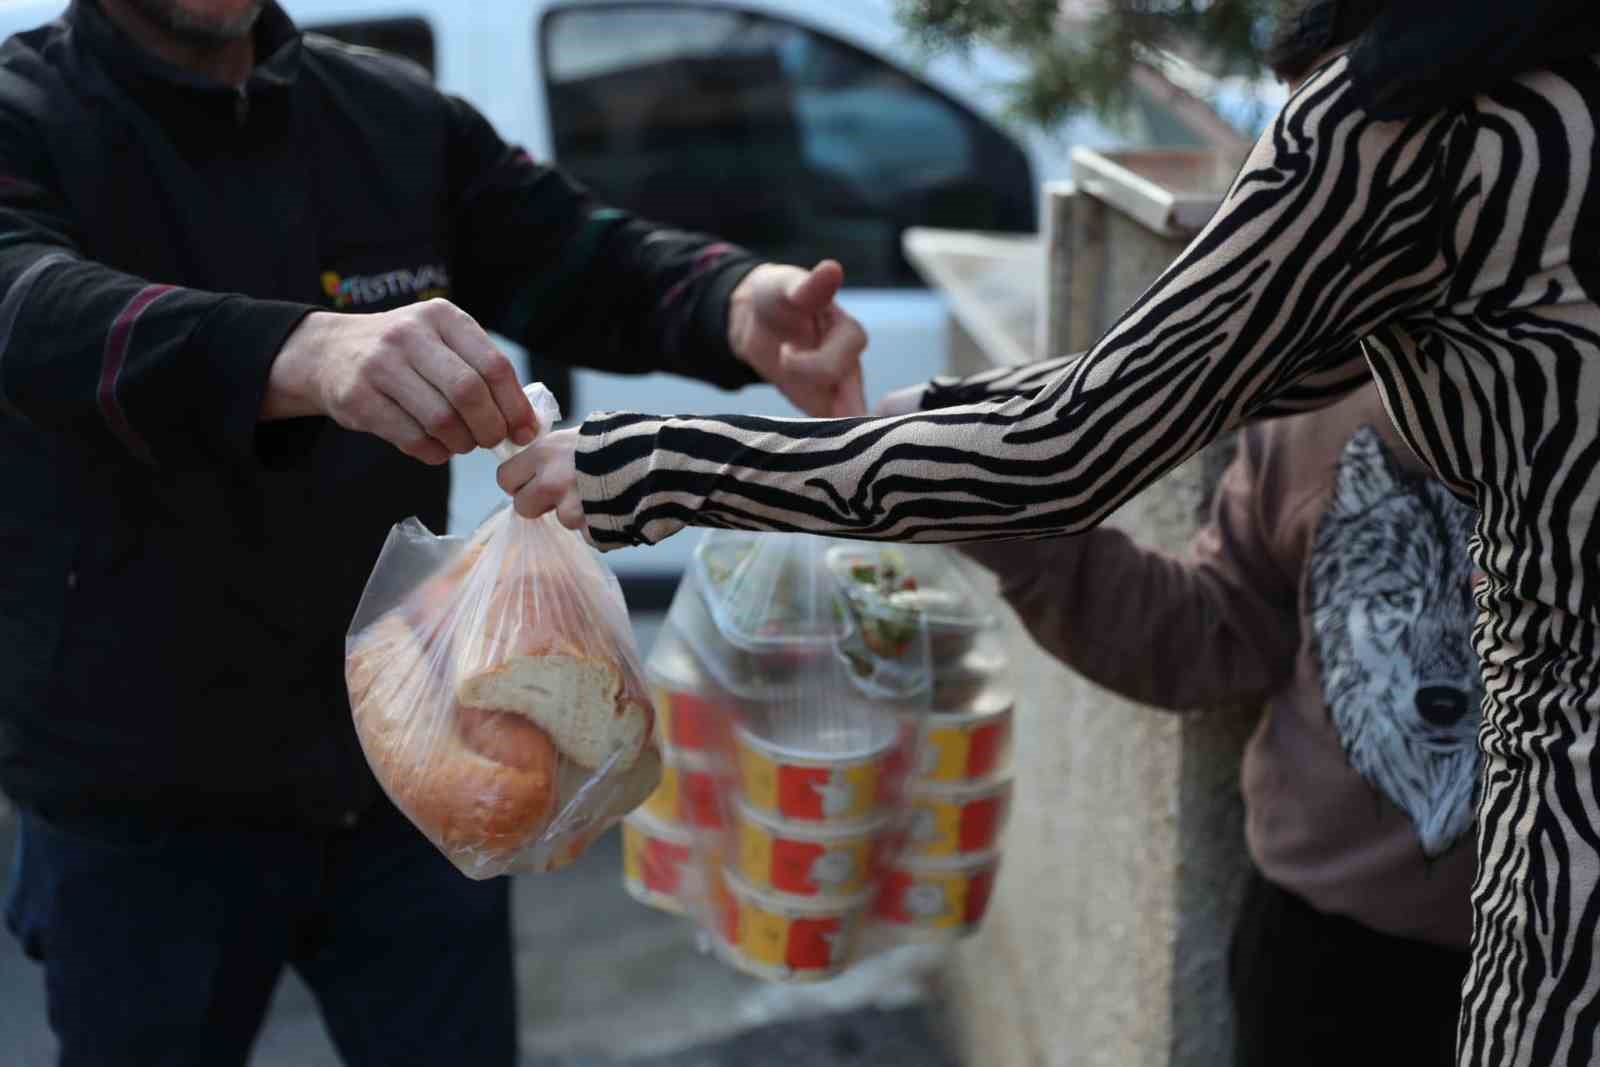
[824,544,996,650]
[644,616,715,694]
[833,626,932,702]
[673,532,930,759]
[735,700,900,760]
[693,532,852,653]
[668,559,853,703]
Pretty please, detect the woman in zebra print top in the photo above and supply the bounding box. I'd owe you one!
[503,12,1600,1066]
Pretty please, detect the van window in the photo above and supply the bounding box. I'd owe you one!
[541,5,1034,288]
[307,16,436,77]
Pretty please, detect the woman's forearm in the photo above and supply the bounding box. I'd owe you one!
[575,57,1460,551]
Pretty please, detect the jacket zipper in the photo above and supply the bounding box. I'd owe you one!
[234,86,249,126]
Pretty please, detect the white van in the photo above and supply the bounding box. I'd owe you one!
[0,0,1268,588]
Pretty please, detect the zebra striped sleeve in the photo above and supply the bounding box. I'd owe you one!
[575,56,1463,550]
[919,340,1370,416]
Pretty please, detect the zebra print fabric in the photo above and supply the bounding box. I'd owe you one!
[576,54,1600,1065]
[920,338,1372,417]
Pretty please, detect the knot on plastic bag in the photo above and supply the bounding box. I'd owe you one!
[491,381,563,462]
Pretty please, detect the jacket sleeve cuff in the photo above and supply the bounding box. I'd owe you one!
[193,296,322,469]
[575,412,682,550]
[689,256,763,390]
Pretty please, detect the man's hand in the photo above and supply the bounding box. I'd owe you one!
[498,428,584,532]
[264,299,538,465]
[728,260,867,418]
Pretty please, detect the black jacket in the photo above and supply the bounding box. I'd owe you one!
[0,0,760,825]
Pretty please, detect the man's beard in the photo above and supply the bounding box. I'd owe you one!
[116,0,267,47]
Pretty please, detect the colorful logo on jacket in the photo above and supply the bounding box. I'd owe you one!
[1308,426,1482,858]
[320,264,450,309]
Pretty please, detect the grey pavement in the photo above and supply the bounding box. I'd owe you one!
[0,615,956,1067]
[529,1006,959,1067]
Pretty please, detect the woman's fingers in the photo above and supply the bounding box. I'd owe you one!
[555,491,588,533]
[499,429,583,525]
[511,474,572,520]
[495,444,539,495]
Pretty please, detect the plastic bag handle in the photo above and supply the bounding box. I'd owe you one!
[492,382,564,462]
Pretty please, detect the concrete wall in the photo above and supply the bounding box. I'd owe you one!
[934,175,1255,1067]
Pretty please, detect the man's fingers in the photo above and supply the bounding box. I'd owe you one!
[406,335,505,451]
[778,313,865,387]
[778,346,831,390]
[822,313,866,415]
[778,340,856,389]
[832,364,867,417]
[368,392,452,465]
[431,301,537,446]
[381,366,477,456]
[785,260,844,314]
[759,295,821,349]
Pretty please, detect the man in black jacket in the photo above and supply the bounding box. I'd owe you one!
[0,0,868,1063]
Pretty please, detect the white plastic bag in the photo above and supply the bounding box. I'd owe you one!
[345,384,661,879]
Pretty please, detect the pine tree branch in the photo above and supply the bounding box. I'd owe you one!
[897,0,1279,128]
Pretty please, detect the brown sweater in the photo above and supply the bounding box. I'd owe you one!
[963,386,1479,950]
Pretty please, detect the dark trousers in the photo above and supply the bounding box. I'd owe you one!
[1229,871,1468,1067]
[3,798,516,1067]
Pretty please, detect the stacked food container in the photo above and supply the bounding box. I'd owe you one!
[825,545,1014,945]
[620,617,729,917]
[623,532,1015,982]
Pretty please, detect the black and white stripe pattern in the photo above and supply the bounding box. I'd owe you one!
[578,58,1459,547]
[577,54,1600,1066]
[920,338,1371,416]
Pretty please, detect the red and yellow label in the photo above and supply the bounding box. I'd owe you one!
[715,872,857,974]
[653,686,730,753]
[712,869,742,946]
[737,743,883,822]
[874,861,999,930]
[621,819,698,913]
[904,786,1010,858]
[736,815,878,897]
[917,717,1011,782]
[642,762,726,830]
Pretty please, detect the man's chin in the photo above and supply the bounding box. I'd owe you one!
[119,0,266,47]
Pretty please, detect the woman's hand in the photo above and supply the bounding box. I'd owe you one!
[496,427,586,534]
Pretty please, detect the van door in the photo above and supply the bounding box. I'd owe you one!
[535,1,1037,578]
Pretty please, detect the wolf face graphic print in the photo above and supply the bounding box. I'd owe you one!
[1309,427,1481,858]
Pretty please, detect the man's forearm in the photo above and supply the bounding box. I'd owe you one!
[0,240,313,467]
